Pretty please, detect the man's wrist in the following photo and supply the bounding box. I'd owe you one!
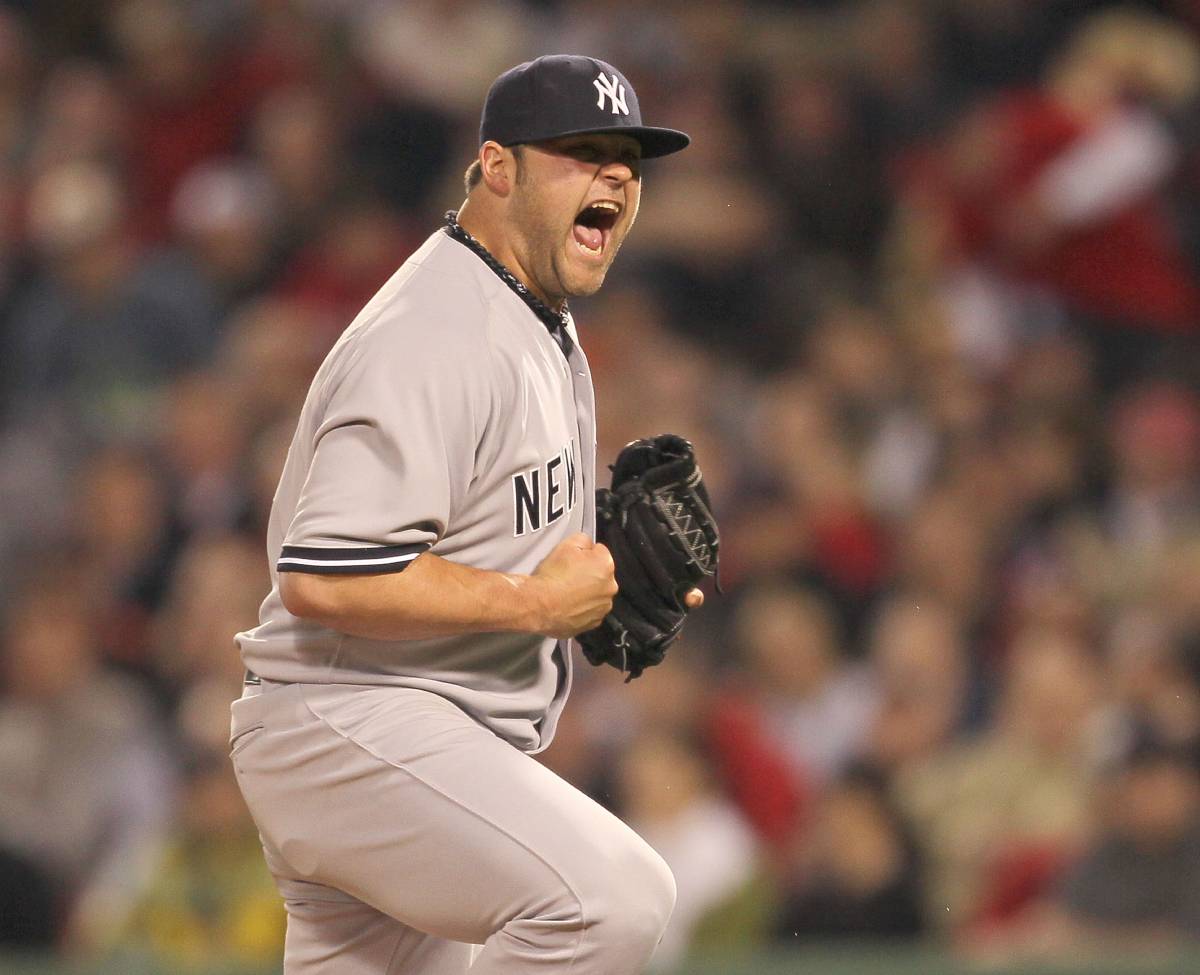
[501,572,553,635]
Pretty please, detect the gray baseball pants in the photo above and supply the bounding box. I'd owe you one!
[230,681,675,974]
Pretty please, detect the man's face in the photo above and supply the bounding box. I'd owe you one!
[505,133,642,305]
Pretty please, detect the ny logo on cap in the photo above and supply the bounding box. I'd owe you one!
[593,72,629,116]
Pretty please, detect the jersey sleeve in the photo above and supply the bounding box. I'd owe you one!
[279,310,490,575]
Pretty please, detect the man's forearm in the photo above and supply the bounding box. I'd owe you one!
[279,552,550,641]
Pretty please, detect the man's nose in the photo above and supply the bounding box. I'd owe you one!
[601,160,635,184]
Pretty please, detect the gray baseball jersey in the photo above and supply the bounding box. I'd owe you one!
[235,227,596,754]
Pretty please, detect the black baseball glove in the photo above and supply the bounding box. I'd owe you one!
[577,434,720,680]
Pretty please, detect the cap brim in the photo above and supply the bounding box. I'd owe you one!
[513,125,691,159]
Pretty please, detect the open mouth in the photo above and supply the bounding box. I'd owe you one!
[572,200,621,258]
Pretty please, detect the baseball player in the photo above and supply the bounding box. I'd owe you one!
[230,56,697,974]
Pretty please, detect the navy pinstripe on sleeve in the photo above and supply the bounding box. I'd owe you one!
[276,542,430,575]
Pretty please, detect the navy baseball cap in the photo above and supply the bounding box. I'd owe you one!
[480,55,690,159]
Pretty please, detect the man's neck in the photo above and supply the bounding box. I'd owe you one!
[456,199,563,310]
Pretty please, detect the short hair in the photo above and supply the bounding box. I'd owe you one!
[463,146,524,194]
[464,159,482,194]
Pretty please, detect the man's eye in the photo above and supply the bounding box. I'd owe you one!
[564,144,639,168]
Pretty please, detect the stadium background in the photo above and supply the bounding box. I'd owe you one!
[1,1,1200,972]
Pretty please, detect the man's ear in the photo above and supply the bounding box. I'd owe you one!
[479,141,516,196]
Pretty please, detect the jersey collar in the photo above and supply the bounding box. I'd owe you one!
[443,211,574,355]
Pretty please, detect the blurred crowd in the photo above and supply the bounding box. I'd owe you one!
[1,0,1199,970]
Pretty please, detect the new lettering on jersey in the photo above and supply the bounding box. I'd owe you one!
[513,440,578,536]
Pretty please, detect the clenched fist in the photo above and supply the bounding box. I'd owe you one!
[529,533,618,637]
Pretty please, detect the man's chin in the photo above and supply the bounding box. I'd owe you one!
[565,274,607,299]
[562,254,619,298]
[556,232,626,299]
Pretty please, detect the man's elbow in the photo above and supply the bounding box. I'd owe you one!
[279,572,334,622]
